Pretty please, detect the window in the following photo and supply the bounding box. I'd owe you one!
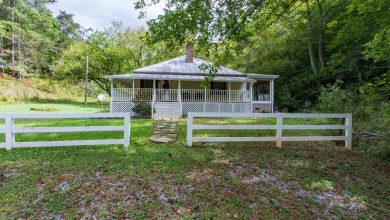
[211,82,227,90]
[140,80,153,88]
[253,81,270,101]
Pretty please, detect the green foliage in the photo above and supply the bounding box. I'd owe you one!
[55,25,180,93]
[309,180,334,191]
[30,107,59,112]
[138,0,389,112]
[0,0,69,76]
[198,63,221,88]
[132,101,151,117]
[317,81,390,159]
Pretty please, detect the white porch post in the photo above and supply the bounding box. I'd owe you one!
[153,80,156,97]
[204,86,207,112]
[178,80,182,116]
[241,82,246,102]
[152,80,156,118]
[249,82,253,113]
[132,79,135,100]
[110,79,113,113]
[270,79,275,113]
[228,82,231,102]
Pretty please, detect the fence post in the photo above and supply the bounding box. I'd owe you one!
[187,113,193,147]
[276,113,283,148]
[5,114,14,151]
[345,113,352,150]
[123,114,131,149]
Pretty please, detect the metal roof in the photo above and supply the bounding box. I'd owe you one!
[105,73,257,83]
[133,56,246,76]
[247,74,279,79]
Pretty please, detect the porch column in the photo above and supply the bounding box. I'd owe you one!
[152,80,156,118]
[178,80,182,116]
[270,79,275,113]
[153,80,156,100]
[204,86,207,102]
[204,86,207,112]
[240,82,246,102]
[110,79,113,113]
[228,82,231,102]
[132,79,135,100]
[249,82,253,113]
[178,80,181,101]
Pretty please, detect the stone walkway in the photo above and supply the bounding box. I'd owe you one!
[149,119,178,143]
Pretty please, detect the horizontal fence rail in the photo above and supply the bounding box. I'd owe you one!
[0,113,131,151]
[186,112,352,149]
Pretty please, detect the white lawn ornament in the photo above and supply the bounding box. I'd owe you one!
[98,94,107,110]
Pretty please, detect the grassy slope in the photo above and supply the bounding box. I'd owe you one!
[0,102,106,113]
[0,112,389,219]
[0,74,103,103]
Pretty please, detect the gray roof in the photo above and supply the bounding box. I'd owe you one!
[104,55,279,82]
[106,73,256,83]
[133,56,245,76]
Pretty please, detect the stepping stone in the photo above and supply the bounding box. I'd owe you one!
[150,119,178,143]
[149,136,174,143]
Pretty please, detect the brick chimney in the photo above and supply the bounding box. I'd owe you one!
[185,42,194,63]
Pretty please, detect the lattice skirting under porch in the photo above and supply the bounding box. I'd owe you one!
[111,101,151,116]
[112,101,252,117]
[182,102,251,116]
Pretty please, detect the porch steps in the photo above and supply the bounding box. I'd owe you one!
[153,102,181,120]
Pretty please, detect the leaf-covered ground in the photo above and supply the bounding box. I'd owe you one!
[0,119,389,219]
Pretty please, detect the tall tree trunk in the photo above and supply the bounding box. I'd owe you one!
[18,6,22,80]
[305,0,320,87]
[0,33,3,73]
[11,0,15,76]
[316,0,325,67]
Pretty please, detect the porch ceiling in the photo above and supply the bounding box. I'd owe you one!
[105,73,257,83]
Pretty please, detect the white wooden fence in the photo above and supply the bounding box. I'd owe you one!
[0,113,131,151]
[186,112,352,149]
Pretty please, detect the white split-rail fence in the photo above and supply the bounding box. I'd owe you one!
[0,113,131,151]
[186,112,353,149]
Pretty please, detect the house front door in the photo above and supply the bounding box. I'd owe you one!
[161,80,170,101]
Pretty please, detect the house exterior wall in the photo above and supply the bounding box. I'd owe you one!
[127,79,246,91]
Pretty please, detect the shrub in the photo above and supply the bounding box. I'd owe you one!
[317,81,389,160]
[132,101,151,117]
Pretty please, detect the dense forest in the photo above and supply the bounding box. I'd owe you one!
[0,0,389,157]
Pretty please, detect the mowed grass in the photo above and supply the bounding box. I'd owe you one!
[0,101,106,113]
[0,113,389,218]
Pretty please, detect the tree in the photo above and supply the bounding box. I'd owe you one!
[0,0,79,77]
[56,11,81,39]
[135,0,389,110]
[55,25,180,94]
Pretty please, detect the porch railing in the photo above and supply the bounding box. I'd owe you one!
[155,89,178,101]
[181,89,251,102]
[113,88,153,101]
[112,88,251,102]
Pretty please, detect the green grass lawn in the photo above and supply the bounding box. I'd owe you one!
[0,101,107,113]
[0,104,389,219]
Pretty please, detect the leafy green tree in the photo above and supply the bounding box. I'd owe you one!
[55,24,180,94]
[0,0,72,77]
[56,10,81,39]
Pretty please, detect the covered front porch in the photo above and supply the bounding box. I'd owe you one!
[109,77,275,117]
